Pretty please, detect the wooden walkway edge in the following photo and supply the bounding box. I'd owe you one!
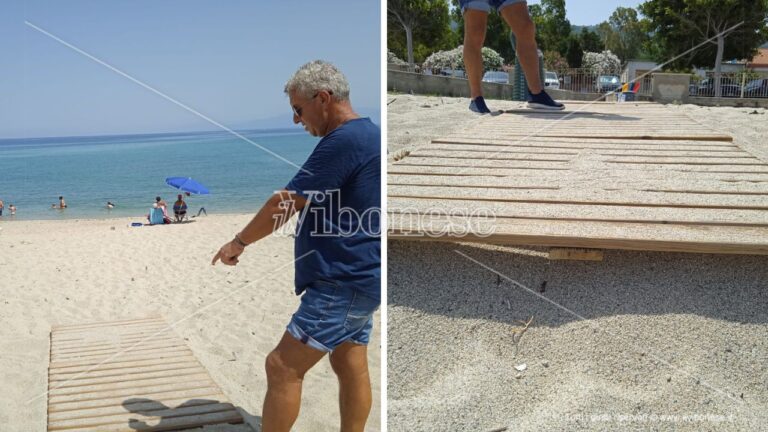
[47,316,243,432]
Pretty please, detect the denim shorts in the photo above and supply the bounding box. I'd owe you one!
[460,0,526,13]
[286,281,379,353]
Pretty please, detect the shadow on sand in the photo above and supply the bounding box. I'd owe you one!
[122,397,260,431]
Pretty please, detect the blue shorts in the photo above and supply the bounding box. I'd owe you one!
[460,0,526,13]
[286,282,379,353]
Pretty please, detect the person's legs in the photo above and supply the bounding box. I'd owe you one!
[463,9,488,100]
[262,332,327,432]
[499,2,542,93]
[329,342,371,432]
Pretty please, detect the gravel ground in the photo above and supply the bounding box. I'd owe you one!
[386,94,768,432]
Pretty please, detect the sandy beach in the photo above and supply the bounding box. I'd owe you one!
[387,94,768,431]
[0,214,380,431]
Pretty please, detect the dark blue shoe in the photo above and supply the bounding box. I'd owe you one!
[527,90,565,110]
[469,96,492,114]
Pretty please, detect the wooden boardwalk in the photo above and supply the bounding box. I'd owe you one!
[47,317,243,432]
[388,103,768,255]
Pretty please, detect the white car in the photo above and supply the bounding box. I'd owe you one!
[482,71,509,84]
[544,71,560,89]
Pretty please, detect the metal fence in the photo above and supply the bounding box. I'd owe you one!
[552,68,653,96]
[689,70,768,99]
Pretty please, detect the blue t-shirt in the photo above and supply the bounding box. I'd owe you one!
[285,117,381,302]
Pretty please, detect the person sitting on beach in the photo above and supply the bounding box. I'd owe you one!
[8,204,15,215]
[212,60,380,432]
[107,201,115,209]
[0,199,4,216]
[59,196,67,208]
[172,194,187,222]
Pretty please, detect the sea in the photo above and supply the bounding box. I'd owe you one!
[0,128,320,221]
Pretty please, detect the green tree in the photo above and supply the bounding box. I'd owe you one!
[596,7,649,63]
[388,0,454,67]
[640,0,768,96]
[529,0,571,55]
[564,34,583,67]
[578,28,604,53]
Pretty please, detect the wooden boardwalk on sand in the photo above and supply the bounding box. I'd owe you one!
[47,317,243,432]
[388,102,768,255]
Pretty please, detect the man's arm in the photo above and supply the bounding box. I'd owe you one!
[211,190,307,266]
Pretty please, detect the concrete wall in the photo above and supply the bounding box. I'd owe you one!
[387,70,608,101]
[689,97,768,108]
[651,73,690,103]
[387,70,511,99]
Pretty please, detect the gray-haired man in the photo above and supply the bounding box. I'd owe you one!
[213,60,380,432]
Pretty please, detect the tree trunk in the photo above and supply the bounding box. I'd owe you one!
[714,34,724,98]
[405,24,415,72]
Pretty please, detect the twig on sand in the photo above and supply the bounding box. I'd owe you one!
[511,316,534,356]
[387,98,397,105]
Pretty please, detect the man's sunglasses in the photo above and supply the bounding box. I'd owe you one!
[292,91,333,118]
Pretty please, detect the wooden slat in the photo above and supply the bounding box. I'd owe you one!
[51,366,205,388]
[388,185,768,209]
[51,410,242,432]
[389,213,768,255]
[48,318,242,431]
[48,387,223,413]
[49,402,237,431]
[48,396,223,421]
[388,199,768,227]
[50,356,199,375]
[53,317,164,331]
[549,248,604,261]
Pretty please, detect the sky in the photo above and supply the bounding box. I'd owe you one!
[0,1,381,139]
[561,0,645,26]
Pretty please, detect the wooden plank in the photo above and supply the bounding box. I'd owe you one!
[388,185,768,209]
[53,317,164,331]
[48,387,223,413]
[48,402,237,431]
[49,347,193,369]
[51,410,242,432]
[51,366,205,388]
[388,213,768,255]
[549,248,604,261]
[48,396,223,421]
[388,199,768,227]
[49,373,214,397]
[50,356,199,375]
[52,342,189,360]
[48,317,242,431]
[52,335,181,352]
[432,137,739,149]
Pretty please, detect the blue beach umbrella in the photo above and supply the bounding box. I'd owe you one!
[165,177,210,195]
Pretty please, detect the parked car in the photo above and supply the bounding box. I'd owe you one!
[744,78,768,98]
[596,75,621,93]
[544,71,560,89]
[440,69,466,78]
[482,71,509,84]
[696,77,741,97]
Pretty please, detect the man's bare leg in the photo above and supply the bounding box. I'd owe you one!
[262,332,326,432]
[463,10,488,99]
[329,342,372,432]
[501,3,542,94]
